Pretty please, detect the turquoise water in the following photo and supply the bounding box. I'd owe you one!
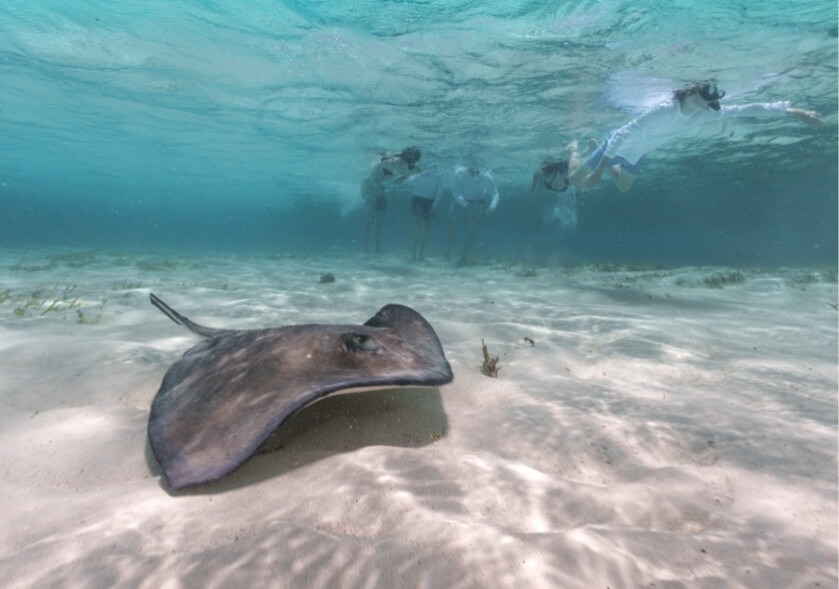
[0,1,836,265]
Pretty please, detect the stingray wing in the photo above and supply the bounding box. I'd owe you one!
[148,304,452,489]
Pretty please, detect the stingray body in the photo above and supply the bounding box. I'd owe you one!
[148,293,453,489]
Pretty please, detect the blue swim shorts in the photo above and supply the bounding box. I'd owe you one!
[586,132,643,176]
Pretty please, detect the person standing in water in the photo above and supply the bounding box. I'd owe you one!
[574,81,822,192]
[446,163,499,266]
[361,146,422,254]
[406,164,443,262]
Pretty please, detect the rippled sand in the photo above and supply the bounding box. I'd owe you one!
[0,248,835,588]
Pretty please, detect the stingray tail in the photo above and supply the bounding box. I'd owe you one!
[150,293,225,338]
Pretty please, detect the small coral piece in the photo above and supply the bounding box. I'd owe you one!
[481,338,500,377]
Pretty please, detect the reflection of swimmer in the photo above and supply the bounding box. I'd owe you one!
[361,147,422,254]
[446,163,499,266]
[573,81,822,193]
[531,140,597,194]
[406,165,443,262]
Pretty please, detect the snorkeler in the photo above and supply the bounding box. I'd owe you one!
[573,81,822,192]
[406,164,443,262]
[446,162,500,266]
[531,139,598,194]
[361,146,422,254]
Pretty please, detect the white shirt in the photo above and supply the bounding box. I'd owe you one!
[452,166,500,211]
[407,167,443,205]
[604,100,792,164]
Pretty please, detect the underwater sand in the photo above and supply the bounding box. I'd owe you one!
[0,248,836,588]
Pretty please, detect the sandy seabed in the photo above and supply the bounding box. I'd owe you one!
[0,247,836,589]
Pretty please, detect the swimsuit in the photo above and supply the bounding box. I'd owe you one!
[411,196,434,219]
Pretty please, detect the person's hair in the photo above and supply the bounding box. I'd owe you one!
[541,160,568,176]
[673,81,726,104]
[531,160,569,193]
[399,146,422,168]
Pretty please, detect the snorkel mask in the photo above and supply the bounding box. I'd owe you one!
[697,83,725,111]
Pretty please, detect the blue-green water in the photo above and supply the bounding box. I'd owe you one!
[1,1,836,265]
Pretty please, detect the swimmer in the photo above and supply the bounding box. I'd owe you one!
[573,81,822,192]
[361,146,422,254]
[406,164,443,262]
[446,163,500,266]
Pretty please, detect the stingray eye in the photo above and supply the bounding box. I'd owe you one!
[342,333,380,353]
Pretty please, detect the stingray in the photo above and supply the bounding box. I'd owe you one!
[147,293,453,489]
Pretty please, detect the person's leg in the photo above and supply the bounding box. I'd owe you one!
[363,205,373,253]
[410,198,429,261]
[569,136,605,186]
[563,139,599,176]
[458,204,482,266]
[409,200,420,261]
[417,217,430,261]
[609,157,639,192]
[610,167,636,192]
[445,201,458,260]
[373,209,385,253]
[410,217,422,261]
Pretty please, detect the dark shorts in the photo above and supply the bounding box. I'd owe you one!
[411,196,434,219]
[368,195,387,213]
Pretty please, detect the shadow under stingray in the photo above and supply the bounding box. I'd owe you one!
[145,386,448,495]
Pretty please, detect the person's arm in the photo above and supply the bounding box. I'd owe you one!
[371,159,394,184]
[558,140,579,162]
[370,157,409,184]
[718,101,821,126]
[451,169,469,207]
[582,116,637,189]
[361,177,372,200]
[390,158,412,181]
[787,107,822,126]
[485,175,500,213]
[582,103,675,189]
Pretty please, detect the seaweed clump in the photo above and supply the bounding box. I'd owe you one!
[0,285,107,324]
[702,271,745,288]
[481,339,500,377]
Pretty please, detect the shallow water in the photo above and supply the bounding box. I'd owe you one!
[0,1,836,264]
[0,5,837,586]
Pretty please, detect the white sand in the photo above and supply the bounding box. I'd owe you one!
[0,248,836,588]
